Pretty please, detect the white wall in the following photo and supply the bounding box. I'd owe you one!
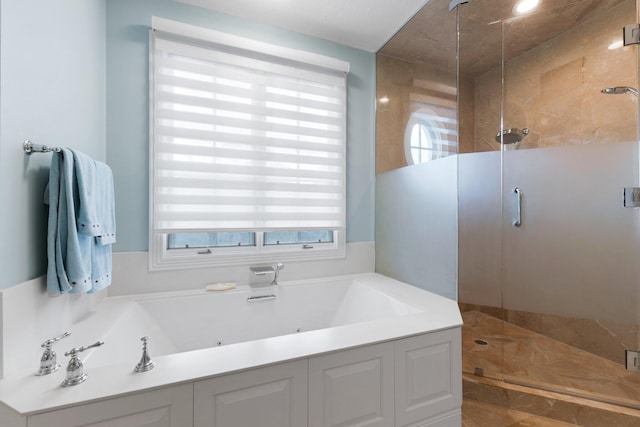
[375,156,458,300]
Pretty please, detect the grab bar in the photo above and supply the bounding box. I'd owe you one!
[513,187,522,227]
[247,294,276,303]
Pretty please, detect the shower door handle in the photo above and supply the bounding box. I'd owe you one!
[513,187,522,227]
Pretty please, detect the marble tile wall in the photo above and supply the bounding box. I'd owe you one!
[377,1,637,170]
[375,55,474,174]
[474,0,638,152]
[377,0,637,168]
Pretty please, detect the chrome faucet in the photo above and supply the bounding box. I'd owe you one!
[271,262,285,286]
[36,332,71,376]
[60,341,104,387]
[134,336,155,373]
[271,262,284,286]
[249,262,285,286]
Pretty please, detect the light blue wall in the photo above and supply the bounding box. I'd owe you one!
[0,0,375,290]
[0,0,106,290]
[106,0,376,252]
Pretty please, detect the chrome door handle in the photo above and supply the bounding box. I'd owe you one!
[514,187,522,227]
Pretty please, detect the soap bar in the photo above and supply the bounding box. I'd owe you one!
[206,282,236,291]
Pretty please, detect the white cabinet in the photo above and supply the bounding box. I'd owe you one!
[394,328,462,427]
[309,342,395,427]
[401,410,461,427]
[194,359,308,427]
[0,401,26,427]
[19,328,461,427]
[27,383,193,427]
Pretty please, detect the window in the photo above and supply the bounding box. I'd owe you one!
[404,108,456,165]
[149,18,348,270]
[404,79,457,166]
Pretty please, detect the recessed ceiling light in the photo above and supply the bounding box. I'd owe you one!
[514,0,540,14]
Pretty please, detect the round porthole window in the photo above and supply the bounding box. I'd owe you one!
[404,108,447,165]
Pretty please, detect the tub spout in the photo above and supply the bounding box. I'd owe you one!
[271,263,285,286]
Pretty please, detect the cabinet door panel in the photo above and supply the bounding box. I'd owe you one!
[395,328,462,426]
[309,342,394,427]
[0,401,26,427]
[403,410,461,427]
[194,360,307,427]
[28,384,193,427]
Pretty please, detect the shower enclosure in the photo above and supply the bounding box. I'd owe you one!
[377,0,640,424]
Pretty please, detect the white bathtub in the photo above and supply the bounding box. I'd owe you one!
[81,275,424,367]
[0,273,462,422]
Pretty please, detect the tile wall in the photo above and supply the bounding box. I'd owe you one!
[474,0,637,152]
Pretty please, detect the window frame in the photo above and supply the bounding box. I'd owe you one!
[150,230,345,271]
[148,18,348,271]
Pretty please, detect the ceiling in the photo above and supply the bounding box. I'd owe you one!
[174,0,629,75]
[379,0,628,77]
[175,0,430,52]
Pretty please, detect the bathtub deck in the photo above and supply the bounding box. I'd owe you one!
[0,273,462,416]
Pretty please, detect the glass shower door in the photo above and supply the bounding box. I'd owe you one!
[457,0,507,384]
[500,0,640,407]
[458,0,640,414]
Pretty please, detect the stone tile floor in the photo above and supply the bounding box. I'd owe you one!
[462,311,640,426]
[462,311,640,406]
[462,400,577,427]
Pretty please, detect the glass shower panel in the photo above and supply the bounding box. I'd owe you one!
[457,1,506,382]
[501,0,640,406]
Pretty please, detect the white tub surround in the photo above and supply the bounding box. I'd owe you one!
[0,243,374,377]
[110,241,375,296]
[0,273,462,427]
[0,276,106,379]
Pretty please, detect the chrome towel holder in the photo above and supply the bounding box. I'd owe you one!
[23,140,62,155]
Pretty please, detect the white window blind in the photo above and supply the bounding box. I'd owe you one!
[150,29,347,236]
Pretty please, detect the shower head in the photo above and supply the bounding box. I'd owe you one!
[495,127,529,144]
[601,86,639,97]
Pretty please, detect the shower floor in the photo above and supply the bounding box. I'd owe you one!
[462,400,576,427]
[462,311,640,411]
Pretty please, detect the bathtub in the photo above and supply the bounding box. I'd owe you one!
[0,273,462,425]
[81,274,425,368]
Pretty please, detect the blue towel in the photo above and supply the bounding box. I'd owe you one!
[73,150,116,245]
[46,149,116,296]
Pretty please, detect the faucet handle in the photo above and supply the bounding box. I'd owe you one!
[61,341,104,387]
[64,340,104,357]
[41,331,71,349]
[271,262,285,286]
[36,332,71,376]
[134,336,156,373]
